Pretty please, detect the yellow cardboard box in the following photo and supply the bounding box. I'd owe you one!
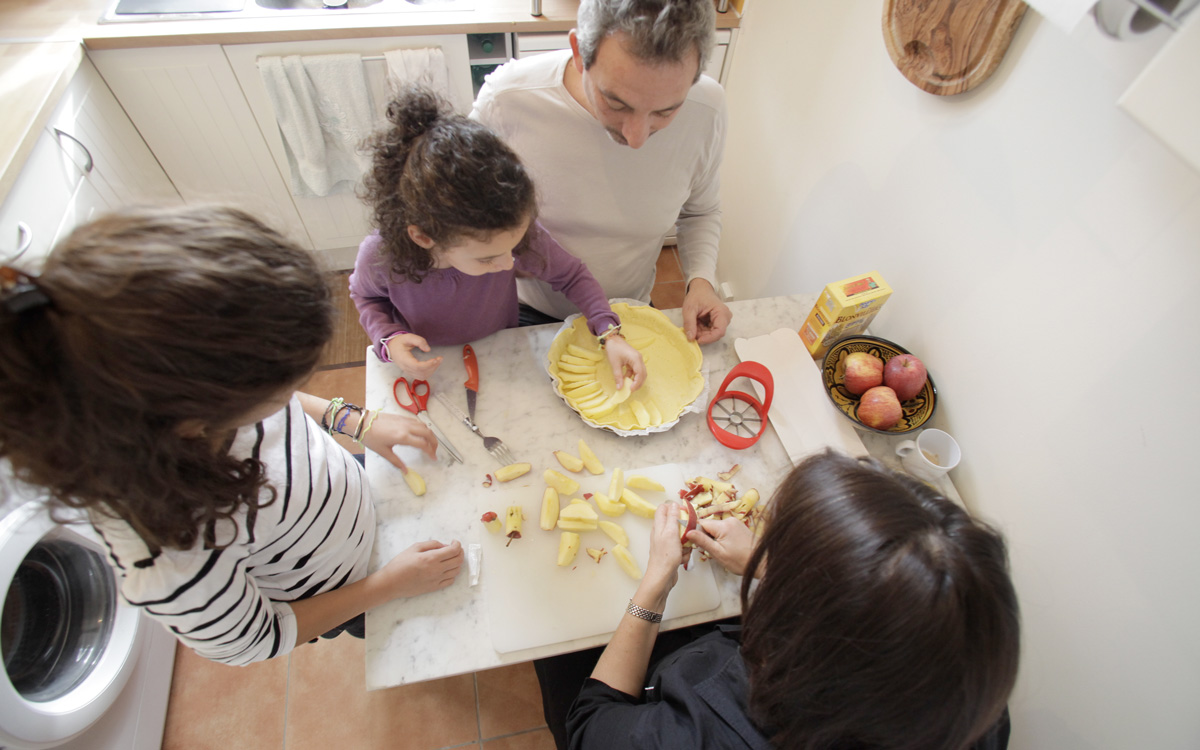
[799,271,892,359]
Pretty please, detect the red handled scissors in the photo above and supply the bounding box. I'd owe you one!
[393,378,464,464]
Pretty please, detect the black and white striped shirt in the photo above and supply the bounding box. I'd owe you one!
[93,396,374,665]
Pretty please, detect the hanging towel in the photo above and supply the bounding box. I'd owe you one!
[257,53,375,198]
[383,47,457,110]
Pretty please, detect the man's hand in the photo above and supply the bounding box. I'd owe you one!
[682,279,732,344]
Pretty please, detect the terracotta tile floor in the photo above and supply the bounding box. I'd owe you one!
[160,247,686,750]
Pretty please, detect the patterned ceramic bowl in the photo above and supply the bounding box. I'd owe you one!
[821,335,937,435]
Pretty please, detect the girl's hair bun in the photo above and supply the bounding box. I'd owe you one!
[385,84,451,143]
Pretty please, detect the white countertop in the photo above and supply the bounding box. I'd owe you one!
[361,294,956,690]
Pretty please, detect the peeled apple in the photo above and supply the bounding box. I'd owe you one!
[495,463,532,482]
[403,468,426,496]
[557,532,580,567]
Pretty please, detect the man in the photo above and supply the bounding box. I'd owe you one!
[471,0,732,344]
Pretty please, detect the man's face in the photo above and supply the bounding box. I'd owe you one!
[572,31,699,149]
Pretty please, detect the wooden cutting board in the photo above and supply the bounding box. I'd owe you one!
[883,0,1028,96]
[478,463,721,654]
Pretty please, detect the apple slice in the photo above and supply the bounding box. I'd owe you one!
[557,532,580,567]
[557,518,599,532]
[608,468,625,501]
[554,450,585,473]
[480,511,502,534]
[592,491,626,517]
[611,544,643,580]
[585,547,606,564]
[598,521,630,548]
[559,501,599,523]
[620,488,657,518]
[494,463,532,482]
[540,488,559,531]
[626,475,664,492]
[402,468,426,497]
[544,469,581,496]
[567,344,604,361]
[578,439,604,475]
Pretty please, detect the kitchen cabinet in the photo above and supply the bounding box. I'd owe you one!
[0,56,178,269]
[88,45,313,252]
[514,28,735,84]
[223,35,472,265]
[91,36,472,268]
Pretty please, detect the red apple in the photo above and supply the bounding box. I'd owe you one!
[843,352,884,395]
[883,354,927,401]
[857,386,903,430]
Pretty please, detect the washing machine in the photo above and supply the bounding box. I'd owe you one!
[0,483,175,750]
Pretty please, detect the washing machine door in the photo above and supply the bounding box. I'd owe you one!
[0,502,145,749]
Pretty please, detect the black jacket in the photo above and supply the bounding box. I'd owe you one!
[566,628,773,750]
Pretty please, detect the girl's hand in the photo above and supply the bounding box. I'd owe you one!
[385,333,444,379]
[604,336,646,391]
[373,539,464,599]
[360,411,439,470]
[686,517,758,577]
[640,502,687,602]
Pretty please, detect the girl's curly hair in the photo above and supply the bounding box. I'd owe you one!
[360,86,539,282]
[0,205,333,552]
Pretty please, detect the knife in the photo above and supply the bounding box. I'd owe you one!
[463,345,480,422]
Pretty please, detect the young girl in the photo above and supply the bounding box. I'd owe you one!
[351,86,645,386]
[0,205,463,666]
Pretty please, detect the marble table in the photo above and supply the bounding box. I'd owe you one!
[362,294,955,690]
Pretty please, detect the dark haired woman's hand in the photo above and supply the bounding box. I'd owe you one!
[385,333,444,379]
[687,517,758,577]
[362,412,439,467]
[638,501,687,606]
[604,336,647,391]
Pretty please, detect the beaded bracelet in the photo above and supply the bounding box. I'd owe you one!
[596,323,623,349]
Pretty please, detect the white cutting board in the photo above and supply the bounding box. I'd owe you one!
[479,463,721,654]
[733,328,868,462]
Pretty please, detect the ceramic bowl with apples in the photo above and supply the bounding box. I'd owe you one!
[821,335,937,435]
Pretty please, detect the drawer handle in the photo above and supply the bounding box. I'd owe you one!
[6,221,32,263]
[53,128,94,174]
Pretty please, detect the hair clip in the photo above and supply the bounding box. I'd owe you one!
[0,266,51,314]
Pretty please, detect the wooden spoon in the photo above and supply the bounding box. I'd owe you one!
[883,0,1029,96]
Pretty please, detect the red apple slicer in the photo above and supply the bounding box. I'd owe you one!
[706,361,774,450]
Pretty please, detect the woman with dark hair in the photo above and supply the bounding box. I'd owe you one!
[351,85,644,386]
[0,205,463,665]
[541,449,1020,749]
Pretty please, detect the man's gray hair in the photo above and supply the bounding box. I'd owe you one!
[576,0,716,81]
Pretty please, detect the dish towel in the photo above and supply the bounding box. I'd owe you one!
[257,53,375,198]
[383,47,457,110]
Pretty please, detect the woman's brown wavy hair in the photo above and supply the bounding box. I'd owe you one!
[359,85,539,282]
[0,205,332,552]
[740,450,1021,750]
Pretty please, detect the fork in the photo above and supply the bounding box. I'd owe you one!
[434,394,517,466]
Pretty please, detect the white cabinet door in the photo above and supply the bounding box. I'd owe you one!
[48,57,180,209]
[223,35,472,265]
[88,46,312,250]
[0,130,82,268]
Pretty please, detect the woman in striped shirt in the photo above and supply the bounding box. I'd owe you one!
[0,205,464,665]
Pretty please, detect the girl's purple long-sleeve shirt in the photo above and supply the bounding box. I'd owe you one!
[349,223,619,359]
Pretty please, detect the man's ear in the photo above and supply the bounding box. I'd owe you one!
[407,225,437,249]
[568,29,585,73]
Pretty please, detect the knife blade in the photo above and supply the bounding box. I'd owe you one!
[463,344,480,422]
[436,392,478,431]
[417,412,464,465]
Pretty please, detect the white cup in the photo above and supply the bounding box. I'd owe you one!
[895,429,961,483]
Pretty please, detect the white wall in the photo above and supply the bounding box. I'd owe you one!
[718,2,1200,747]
